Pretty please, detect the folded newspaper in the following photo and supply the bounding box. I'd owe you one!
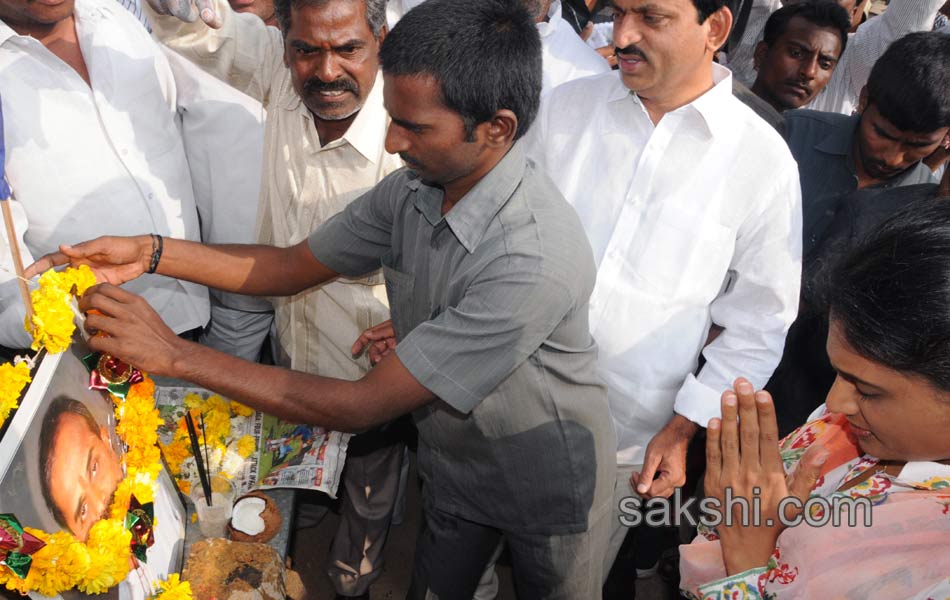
[154,385,349,497]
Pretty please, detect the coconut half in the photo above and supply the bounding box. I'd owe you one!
[231,496,267,536]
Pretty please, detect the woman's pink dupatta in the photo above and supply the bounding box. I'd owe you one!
[679,413,950,599]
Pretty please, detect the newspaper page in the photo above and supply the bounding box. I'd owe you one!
[154,385,349,498]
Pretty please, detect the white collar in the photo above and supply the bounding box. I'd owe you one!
[284,70,389,164]
[535,0,562,39]
[607,62,735,138]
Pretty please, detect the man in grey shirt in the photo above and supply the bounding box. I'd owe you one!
[29,1,617,597]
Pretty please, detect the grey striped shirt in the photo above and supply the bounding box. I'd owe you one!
[308,141,616,534]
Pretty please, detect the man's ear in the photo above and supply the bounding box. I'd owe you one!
[706,6,733,54]
[99,424,111,443]
[377,25,388,46]
[753,40,768,71]
[857,85,868,114]
[482,109,519,148]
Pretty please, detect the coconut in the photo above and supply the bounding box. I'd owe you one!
[228,491,282,543]
[231,497,267,536]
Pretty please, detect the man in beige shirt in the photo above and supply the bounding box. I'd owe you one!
[143,0,403,596]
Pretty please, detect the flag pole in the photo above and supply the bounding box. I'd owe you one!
[0,93,34,328]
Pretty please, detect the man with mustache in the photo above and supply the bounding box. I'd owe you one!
[140,0,403,597]
[39,396,124,543]
[37,394,186,598]
[527,0,802,575]
[766,31,950,434]
[750,1,851,112]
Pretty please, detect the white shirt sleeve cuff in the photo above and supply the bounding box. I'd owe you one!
[673,374,724,429]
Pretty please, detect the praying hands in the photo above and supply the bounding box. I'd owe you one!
[704,379,828,575]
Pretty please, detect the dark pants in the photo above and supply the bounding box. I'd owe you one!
[407,501,610,600]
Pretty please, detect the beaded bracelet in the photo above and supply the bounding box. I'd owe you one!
[147,233,164,274]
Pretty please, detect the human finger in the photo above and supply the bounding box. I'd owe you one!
[160,0,198,23]
[720,390,739,477]
[705,417,722,494]
[80,286,135,322]
[78,282,138,309]
[755,391,783,474]
[735,378,759,470]
[194,0,221,27]
[645,469,681,499]
[351,320,395,355]
[24,252,70,279]
[368,341,390,364]
[634,453,661,495]
[84,310,122,339]
[787,445,828,503]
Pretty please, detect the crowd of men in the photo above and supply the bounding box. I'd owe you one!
[2,0,949,597]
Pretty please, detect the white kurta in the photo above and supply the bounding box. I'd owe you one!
[528,65,802,465]
[0,0,209,348]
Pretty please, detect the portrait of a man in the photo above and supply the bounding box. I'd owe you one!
[0,344,185,600]
[38,395,125,542]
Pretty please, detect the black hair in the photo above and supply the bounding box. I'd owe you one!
[827,200,950,391]
[694,0,729,23]
[379,0,542,141]
[761,0,850,54]
[866,32,950,132]
[522,0,551,21]
[274,0,387,38]
[39,396,102,529]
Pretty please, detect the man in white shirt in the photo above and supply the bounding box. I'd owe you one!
[163,50,273,363]
[531,0,610,94]
[0,0,209,350]
[142,0,403,596]
[528,0,802,571]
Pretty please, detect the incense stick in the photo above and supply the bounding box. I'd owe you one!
[184,412,213,507]
[199,412,212,496]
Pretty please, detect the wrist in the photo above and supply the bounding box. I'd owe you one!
[138,235,155,273]
[721,533,779,575]
[146,234,164,275]
[164,336,195,379]
[724,552,773,576]
[668,413,701,439]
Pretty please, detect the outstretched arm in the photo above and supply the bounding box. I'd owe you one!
[25,236,338,298]
[80,284,434,431]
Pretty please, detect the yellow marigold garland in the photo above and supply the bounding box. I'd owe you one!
[0,376,187,597]
[0,267,192,598]
[0,361,30,425]
[160,392,258,492]
[28,264,97,354]
[151,573,193,599]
